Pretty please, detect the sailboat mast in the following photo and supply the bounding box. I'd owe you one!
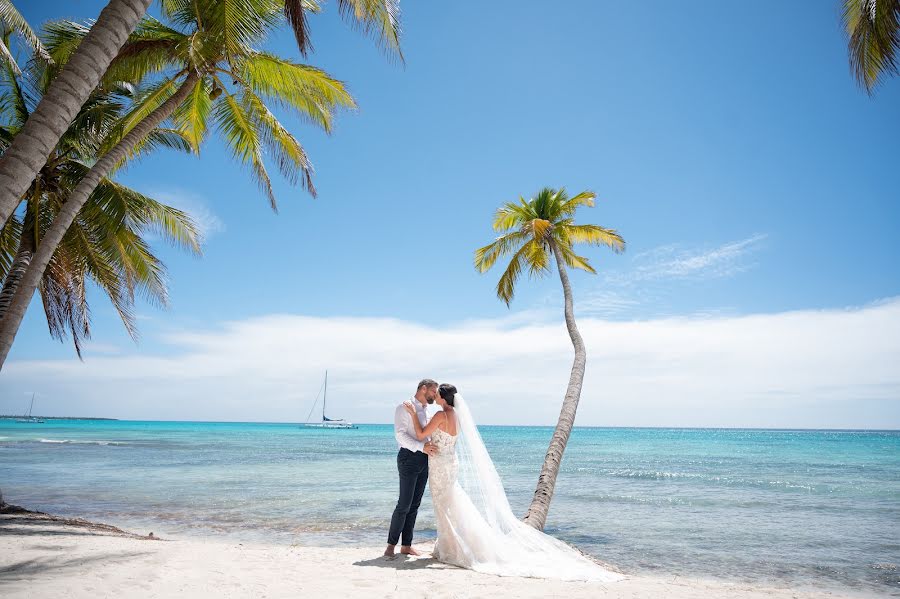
[323,370,328,422]
[28,393,34,417]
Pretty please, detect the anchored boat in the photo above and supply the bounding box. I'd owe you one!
[300,371,357,430]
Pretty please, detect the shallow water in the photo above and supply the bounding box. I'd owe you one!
[1,420,898,595]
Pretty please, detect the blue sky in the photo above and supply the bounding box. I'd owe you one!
[3,1,899,427]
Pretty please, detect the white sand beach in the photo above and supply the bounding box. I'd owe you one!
[0,509,880,599]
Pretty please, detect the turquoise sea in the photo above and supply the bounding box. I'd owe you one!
[1,420,898,595]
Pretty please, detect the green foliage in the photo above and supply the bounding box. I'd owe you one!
[843,0,900,91]
[0,58,200,357]
[0,0,50,74]
[474,187,625,306]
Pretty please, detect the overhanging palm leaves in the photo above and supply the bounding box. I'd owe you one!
[0,0,403,370]
[0,57,200,357]
[475,187,624,305]
[46,7,357,205]
[843,0,900,91]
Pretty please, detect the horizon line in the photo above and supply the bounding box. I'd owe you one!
[1,416,897,432]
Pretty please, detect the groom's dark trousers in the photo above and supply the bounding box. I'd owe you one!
[388,447,429,546]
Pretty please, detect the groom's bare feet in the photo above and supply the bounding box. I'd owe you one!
[383,544,396,557]
[399,545,421,556]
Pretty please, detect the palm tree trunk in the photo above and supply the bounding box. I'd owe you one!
[522,239,587,531]
[0,0,153,229]
[0,71,200,370]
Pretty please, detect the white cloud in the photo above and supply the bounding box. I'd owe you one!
[4,297,899,429]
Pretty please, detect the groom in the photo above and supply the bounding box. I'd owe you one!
[384,378,439,557]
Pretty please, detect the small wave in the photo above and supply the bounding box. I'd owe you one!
[606,468,824,491]
[38,439,125,446]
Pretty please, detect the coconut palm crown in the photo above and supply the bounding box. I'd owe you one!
[475,187,625,305]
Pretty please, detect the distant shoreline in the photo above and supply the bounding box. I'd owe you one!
[0,416,118,421]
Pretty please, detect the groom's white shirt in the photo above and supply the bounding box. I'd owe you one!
[395,398,428,453]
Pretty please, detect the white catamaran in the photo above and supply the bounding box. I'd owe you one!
[16,393,45,424]
[300,371,357,429]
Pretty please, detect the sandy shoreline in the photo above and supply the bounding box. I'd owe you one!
[0,506,884,598]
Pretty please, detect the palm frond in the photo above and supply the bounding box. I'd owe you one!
[243,87,316,195]
[0,212,21,277]
[495,242,530,306]
[336,0,402,59]
[283,0,322,56]
[844,0,900,91]
[0,0,50,70]
[555,242,597,274]
[199,0,283,57]
[560,223,625,252]
[172,77,212,151]
[474,230,527,273]
[557,190,597,217]
[39,20,90,84]
[97,178,202,254]
[491,201,529,232]
[105,17,186,83]
[240,51,355,132]
[212,81,275,209]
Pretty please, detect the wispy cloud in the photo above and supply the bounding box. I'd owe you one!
[3,297,899,429]
[620,233,767,283]
[149,188,226,241]
[573,234,768,318]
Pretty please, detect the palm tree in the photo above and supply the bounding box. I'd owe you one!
[474,187,625,531]
[843,0,900,91]
[0,0,51,73]
[0,0,153,228]
[0,53,200,356]
[0,0,400,369]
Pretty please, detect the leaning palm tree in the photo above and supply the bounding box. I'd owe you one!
[0,0,153,228]
[0,1,380,368]
[0,54,200,356]
[843,0,900,91]
[474,187,625,531]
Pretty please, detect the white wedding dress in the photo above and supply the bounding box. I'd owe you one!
[427,395,623,582]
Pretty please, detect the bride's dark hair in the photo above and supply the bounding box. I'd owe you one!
[438,383,457,407]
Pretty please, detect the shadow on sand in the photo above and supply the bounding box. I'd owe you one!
[353,554,458,571]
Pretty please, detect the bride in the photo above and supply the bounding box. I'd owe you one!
[403,383,622,582]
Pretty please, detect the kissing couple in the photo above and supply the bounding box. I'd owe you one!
[384,379,622,581]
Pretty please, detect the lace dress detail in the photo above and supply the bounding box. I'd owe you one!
[427,428,461,564]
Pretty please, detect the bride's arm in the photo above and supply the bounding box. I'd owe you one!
[404,404,445,440]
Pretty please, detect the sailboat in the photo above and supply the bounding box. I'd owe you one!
[16,393,45,423]
[300,371,357,429]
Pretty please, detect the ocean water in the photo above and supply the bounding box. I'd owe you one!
[1,420,898,596]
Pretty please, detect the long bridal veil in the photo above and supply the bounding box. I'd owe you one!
[446,394,623,582]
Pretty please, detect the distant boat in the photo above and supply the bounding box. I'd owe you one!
[300,371,357,430]
[15,393,45,424]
